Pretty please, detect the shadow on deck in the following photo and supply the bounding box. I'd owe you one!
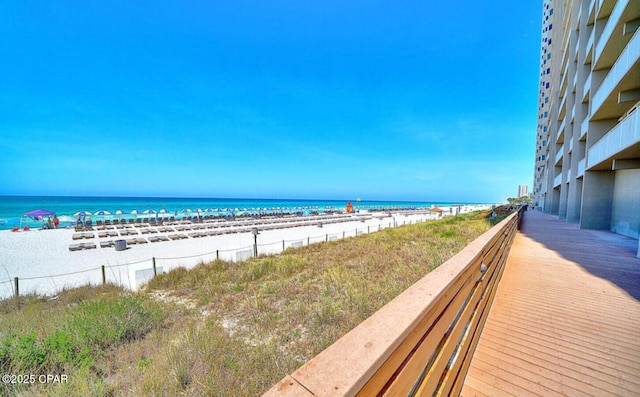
[461,210,640,396]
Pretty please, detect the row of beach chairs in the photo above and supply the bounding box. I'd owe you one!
[68,214,375,252]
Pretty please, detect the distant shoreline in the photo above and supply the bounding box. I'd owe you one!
[0,195,490,231]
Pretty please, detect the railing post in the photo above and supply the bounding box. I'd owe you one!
[216,250,219,260]
[152,257,157,277]
[283,240,285,251]
[101,266,106,285]
[14,277,18,298]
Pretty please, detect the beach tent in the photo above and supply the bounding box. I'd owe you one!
[24,209,56,220]
[21,209,56,229]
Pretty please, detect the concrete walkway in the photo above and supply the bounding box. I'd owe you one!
[461,210,640,396]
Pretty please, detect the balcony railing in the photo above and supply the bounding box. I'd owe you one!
[588,101,640,168]
[594,0,630,66]
[554,173,562,187]
[264,211,523,396]
[592,24,640,116]
[578,158,586,177]
[581,117,589,139]
[556,144,564,166]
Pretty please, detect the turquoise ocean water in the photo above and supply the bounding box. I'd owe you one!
[0,196,469,230]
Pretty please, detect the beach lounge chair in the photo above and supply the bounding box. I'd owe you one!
[100,240,115,248]
[69,243,83,251]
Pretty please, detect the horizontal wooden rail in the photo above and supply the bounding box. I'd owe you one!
[264,210,522,396]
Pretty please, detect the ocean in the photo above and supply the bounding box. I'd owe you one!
[0,196,468,230]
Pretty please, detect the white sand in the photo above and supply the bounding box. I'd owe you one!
[0,205,489,299]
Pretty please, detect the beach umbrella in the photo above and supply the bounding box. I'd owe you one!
[114,210,125,215]
[130,210,141,214]
[182,209,192,213]
[143,209,157,214]
[94,210,111,216]
[159,209,168,213]
[74,211,92,217]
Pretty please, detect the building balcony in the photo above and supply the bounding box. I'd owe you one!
[582,72,591,102]
[581,117,589,139]
[587,0,596,25]
[588,101,640,170]
[555,144,565,166]
[592,29,640,120]
[558,94,567,121]
[557,118,567,143]
[594,0,632,69]
[554,173,562,187]
[578,157,586,177]
[586,27,595,64]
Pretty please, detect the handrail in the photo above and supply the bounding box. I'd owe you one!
[265,209,523,396]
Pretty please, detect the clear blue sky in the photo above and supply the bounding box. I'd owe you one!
[0,1,541,203]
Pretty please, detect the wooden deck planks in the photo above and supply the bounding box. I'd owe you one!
[461,211,640,397]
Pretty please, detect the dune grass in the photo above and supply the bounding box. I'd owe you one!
[0,211,495,396]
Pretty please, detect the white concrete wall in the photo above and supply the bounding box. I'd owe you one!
[611,169,640,239]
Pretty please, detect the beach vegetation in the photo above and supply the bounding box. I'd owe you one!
[0,210,498,396]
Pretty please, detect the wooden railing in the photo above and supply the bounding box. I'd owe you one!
[264,209,523,396]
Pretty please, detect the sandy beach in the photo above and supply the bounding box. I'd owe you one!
[0,205,489,299]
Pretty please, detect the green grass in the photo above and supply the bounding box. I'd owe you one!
[0,210,497,396]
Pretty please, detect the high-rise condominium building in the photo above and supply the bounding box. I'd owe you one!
[533,0,640,252]
[518,184,529,198]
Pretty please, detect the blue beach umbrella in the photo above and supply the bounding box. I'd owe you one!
[94,210,111,216]
[113,210,125,221]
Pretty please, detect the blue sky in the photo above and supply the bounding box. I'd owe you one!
[1,1,541,203]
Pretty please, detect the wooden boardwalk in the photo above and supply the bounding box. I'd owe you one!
[461,210,640,397]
